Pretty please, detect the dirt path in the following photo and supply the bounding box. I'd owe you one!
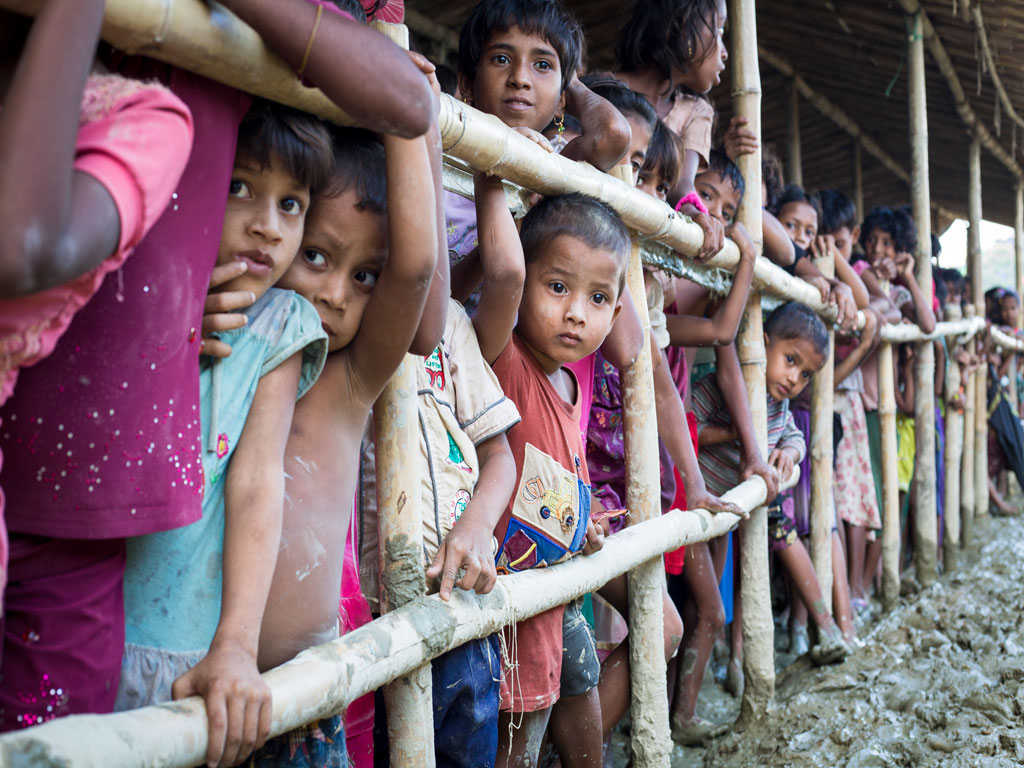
[680,514,1024,767]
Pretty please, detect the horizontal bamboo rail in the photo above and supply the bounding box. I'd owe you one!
[991,326,1024,353]
[879,317,984,344]
[0,470,796,768]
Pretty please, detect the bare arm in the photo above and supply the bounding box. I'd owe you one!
[762,210,796,267]
[833,308,879,388]
[0,0,123,297]
[671,149,724,263]
[472,174,525,365]
[347,129,438,401]
[426,432,516,600]
[894,252,936,333]
[220,0,434,138]
[172,353,301,767]
[560,75,631,172]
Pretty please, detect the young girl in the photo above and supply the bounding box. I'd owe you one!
[614,0,728,261]
[0,0,192,729]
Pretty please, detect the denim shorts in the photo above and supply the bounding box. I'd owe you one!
[432,635,502,768]
[559,598,600,697]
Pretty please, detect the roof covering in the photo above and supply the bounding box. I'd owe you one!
[407,0,1024,229]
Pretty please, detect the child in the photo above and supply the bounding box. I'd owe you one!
[257,116,439,765]
[490,193,627,767]
[580,72,657,184]
[637,120,681,203]
[693,302,850,665]
[614,0,728,261]
[0,0,193,729]
[118,102,332,768]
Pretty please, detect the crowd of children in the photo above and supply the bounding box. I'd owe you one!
[0,0,1012,766]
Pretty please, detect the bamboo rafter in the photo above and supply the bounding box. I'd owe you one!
[969,6,1024,143]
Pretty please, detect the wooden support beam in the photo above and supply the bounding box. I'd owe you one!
[786,79,803,187]
[968,137,990,518]
[943,303,964,572]
[895,0,1024,182]
[730,0,774,725]
[969,7,1024,141]
[612,166,671,767]
[809,250,834,609]
[1016,183,1024,313]
[907,10,938,586]
[877,311,901,610]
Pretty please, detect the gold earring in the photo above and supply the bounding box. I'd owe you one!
[555,114,566,134]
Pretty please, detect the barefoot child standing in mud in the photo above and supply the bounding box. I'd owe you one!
[693,301,850,665]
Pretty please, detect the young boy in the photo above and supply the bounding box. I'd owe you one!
[490,193,628,766]
[118,102,333,768]
[693,301,850,665]
[255,119,439,765]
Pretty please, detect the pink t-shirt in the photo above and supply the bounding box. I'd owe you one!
[0,66,247,540]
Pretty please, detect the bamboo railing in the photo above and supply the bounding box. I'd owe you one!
[0,2,1008,766]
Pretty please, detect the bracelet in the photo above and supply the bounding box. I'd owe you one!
[297,4,324,80]
[674,191,708,216]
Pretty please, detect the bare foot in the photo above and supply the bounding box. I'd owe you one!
[671,716,728,746]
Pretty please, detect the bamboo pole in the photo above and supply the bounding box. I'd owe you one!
[968,137,990,518]
[730,0,774,725]
[809,251,834,608]
[1016,183,1024,314]
[992,326,1024,352]
[895,0,1024,182]
[853,139,864,224]
[907,10,938,586]
[612,165,671,767]
[786,79,803,187]
[943,303,964,571]
[961,305,977,544]
[878,317,984,343]
[0,470,794,768]
[877,324,901,610]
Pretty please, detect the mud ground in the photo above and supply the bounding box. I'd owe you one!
[612,512,1024,767]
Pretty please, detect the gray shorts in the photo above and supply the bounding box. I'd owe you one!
[114,642,205,711]
[559,598,600,697]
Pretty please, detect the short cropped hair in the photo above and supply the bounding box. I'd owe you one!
[703,148,745,203]
[776,184,821,224]
[859,205,917,254]
[641,120,682,189]
[616,0,722,85]
[764,301,829,361]
[818,188,857,235]
[323,127,387,213]
[458,0,583,93]
[520,193,631,292]
[580,72,657,131]
[236,99,333,195]
[937,267,965,298]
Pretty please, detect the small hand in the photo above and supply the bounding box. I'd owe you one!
[684,209,724,263]
[687,489,748,520]
[512,126,554,153]
[722,115,759,161]
[172,641,271,768]
[425,516,497,601]
[894,251,915,281]
[406,50,441,104]
[768,447,796,482]
[810,234,837,262]
[803,275,831,305]
[581,517,606,556]
[202,263,255,359]
[830,281,857,332]
[740,454,780,500]
[873,257,898,283]
[726,221,755,261]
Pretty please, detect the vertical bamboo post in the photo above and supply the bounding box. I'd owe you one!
[878,281,901,609]
[614,161,670,767]
[371,22,435,768]
[969,136,989,519]
[786,79,802,186]
[1016,182,1023,309]
[943,303,964,571]
[730,0,774,723]
[907,10,938,585]
[961,305,977,543]
[853,139,864,224]
[809,252,834,607]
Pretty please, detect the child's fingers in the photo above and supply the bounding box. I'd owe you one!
[457,555,482,594]
[200,338,234,359]
[256,692,273,751]
[203,312,248,336]
[425,542,445,580]
[205,290,255,315]
[405,49,436,75]
[203,692,228,768]
[236,690,264,765]
[208,261,247,289]
[219,692,245,767]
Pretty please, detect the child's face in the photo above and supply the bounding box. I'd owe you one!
[676,0,728,94]
[829,225,860,261]
[622,115,653,185]
[862,227,896,266]
[517,235,623,374]
[763,334,824,401]
[461,25,565,132]
[637,166,671,202]
[695,170,741,225]
[945,281,962,306]
[276,189,388,353]
[778,200,818,251]
[1002,296,1019,327]
[216,157,310,299]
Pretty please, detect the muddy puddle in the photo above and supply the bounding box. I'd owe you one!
[613,513,1024,767]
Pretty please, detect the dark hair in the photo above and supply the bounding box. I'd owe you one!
[764,301,829,361]
[1003,289,1020,305]
[641,119,682,189]
[323,127,387,213]
[761,145,785,212]
[236,99,333,195]
[519,193,630,291]
[775,184,821,224]
[937,267,966,298]
[458,0,582,92]
[580,72,657,131]
[435,64,459,96]
[930,232,941,259]
[701,147,744,201]
[859,205,917,254]
[543,112,582,135]
[616,0,721,85]
[934,274,948,307]
[329,0,367,23]
[818,188,857,235]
